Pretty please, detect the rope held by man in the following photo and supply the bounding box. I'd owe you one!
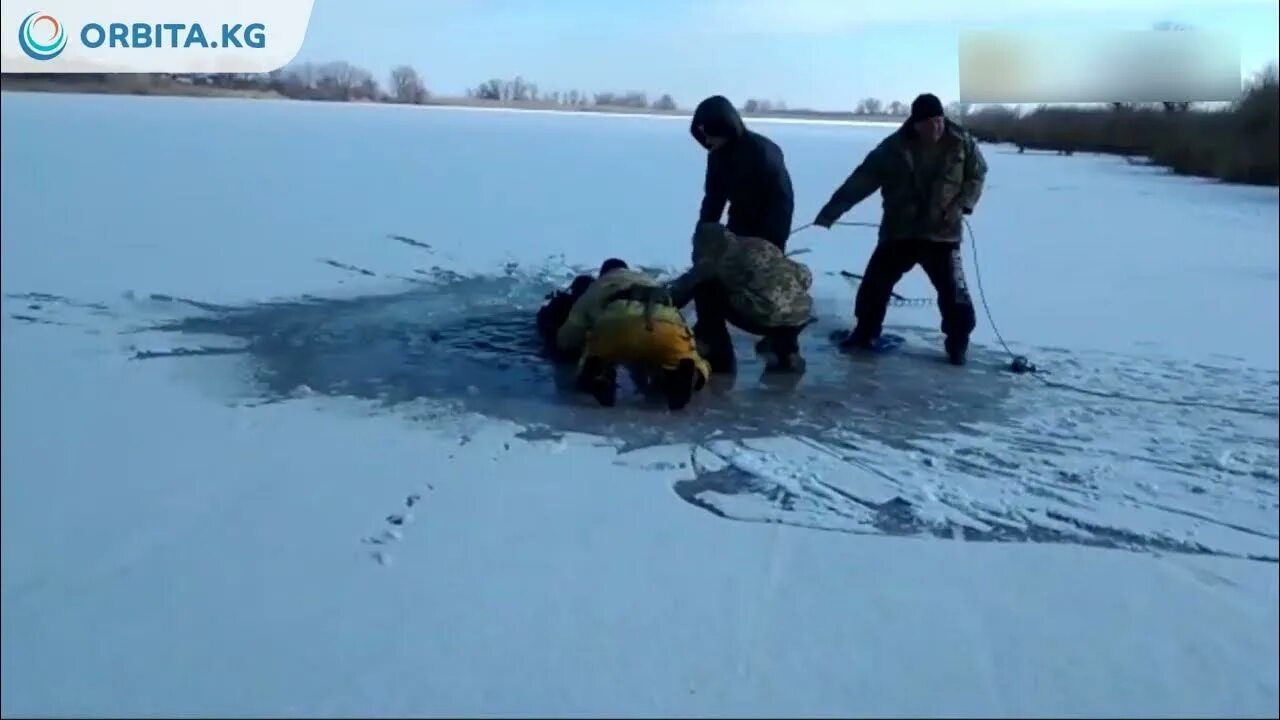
[787,221,934,306]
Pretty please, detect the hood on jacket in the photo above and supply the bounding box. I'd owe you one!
[690,95,747,148]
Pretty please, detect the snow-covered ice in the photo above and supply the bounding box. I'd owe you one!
[2,91,1277,717]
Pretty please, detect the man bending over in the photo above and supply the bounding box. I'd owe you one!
[556,259,711,410]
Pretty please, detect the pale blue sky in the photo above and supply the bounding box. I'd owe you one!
[294,0,1279,109]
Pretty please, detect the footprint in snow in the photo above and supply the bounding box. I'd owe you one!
[363,489,432,565]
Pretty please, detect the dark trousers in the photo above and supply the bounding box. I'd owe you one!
[692,281,802,369]
[853,239,976,342]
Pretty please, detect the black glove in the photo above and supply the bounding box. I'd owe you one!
[814,214,835,229]
[943,204,968,225]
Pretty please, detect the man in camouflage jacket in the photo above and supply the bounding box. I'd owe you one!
[666,222,814,374]
[814,93,988,365]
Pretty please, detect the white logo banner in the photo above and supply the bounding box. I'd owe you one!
[2,0,315,73]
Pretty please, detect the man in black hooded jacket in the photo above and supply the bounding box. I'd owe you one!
[690,95,795,251]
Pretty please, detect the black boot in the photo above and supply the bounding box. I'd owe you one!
[577,357,618,406]
[763,352,807,374]
[662,359,700,411]
[837,326,876,353]
[760,329,806,374]
[944,336,968,366]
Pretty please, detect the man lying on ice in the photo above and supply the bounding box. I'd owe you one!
[543,258,711,410]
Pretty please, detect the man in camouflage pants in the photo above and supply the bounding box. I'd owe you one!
[814,93,988,365]
[666,222,814,374]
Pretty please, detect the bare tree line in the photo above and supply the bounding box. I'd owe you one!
[4,60,919,118]
[464,77,677,112]
[0,18,1238,119]
[266,63,918,116]
[965,62,1279,186]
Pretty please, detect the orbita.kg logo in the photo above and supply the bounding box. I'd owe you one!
[18,11,66,61]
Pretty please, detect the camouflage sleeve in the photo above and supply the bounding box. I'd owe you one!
[816,145,886,222]
[665,260,715,309]
[957,133,988,212]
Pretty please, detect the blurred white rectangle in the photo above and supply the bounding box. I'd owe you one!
[958,29,1242,104]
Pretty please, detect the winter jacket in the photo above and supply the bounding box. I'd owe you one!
[816,119,988,244]
[555,268,685,354]
[666,223,813,329]
[690,96,796,250]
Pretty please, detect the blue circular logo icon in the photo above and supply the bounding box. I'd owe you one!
[19,11,67,61]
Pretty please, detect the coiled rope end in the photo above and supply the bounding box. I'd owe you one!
[1009,355,1036,374]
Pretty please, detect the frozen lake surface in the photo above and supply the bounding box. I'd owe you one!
[3,91,1277,717]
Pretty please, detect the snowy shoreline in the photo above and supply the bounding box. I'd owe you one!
[400,100,904,128]
[0,87,903,128]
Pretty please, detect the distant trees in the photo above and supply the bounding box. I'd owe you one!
[390,65,428,104]
[7,64,929,125]
[469,76,541,102]
[10,63,913,120]
[851,98,916,117]
[255,61,385,101]
[855,97,883,115]
[742,98,788,113]
[652,94,678,111]
[593,91,649,108]
[62,62,398,102]
[464,77,676,110]
[964,62,1279,186]
[465,76,648,109]
[316,61,380,101]
[469,79,499,100]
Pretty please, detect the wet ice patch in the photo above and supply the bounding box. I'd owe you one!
[91,263,1033,454]
[15,260,1279,564]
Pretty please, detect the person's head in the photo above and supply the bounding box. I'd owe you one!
[909,93,946,143]
[697,130,729,151]
[599,258,628,275]
[690,95,745,151]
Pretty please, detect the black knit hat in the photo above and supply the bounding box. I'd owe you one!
[600,258,628,275]
[909,93,945,122]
